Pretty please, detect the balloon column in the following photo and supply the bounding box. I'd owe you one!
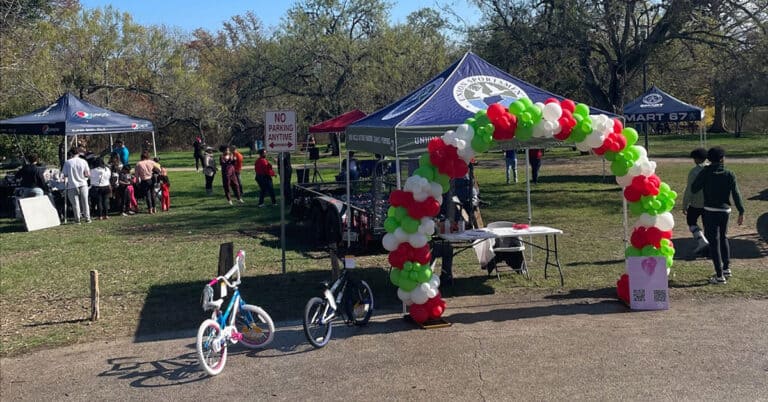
[384,98,676,321]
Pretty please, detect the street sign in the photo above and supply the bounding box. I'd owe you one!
[265,110,296,152]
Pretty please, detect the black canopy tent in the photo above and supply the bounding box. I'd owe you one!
[623,86,706,150]
[0,92,156,157]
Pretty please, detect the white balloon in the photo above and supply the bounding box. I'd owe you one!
[534,102,546,111]
[429,274,440,289]
[634,212,675,231]
[424,282,438,298]
[585,131,605,148]
[430,183,444,202]
[454,124,474,142]
[408,233,428,248]
[394,227,409,242]
[405,176,431,202]
[458,146,476,163]
[382,233,399,251]
[640,160,656,176]
[441,130,456,144]
[634,145,648,160]
[419,217,436,235]
[542,102,563,122]
[397,288,413,305]
[533,122,548,138]
[616,174,633,188]
[411,285,429,304]
[576,141,592,152]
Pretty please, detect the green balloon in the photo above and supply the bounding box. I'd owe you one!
[472,111,490,127]
[603,151,617,161]
[625,246,642,257]
[414,166,435,182]
[509,100,526,116]
[401,216,419,233]
[464,117,476,126]
[516,125,533,141]
[629,200,645,216]
[418,153,432,168]
[641,245,659,256]
[622,128,639,146]
[395,206,408,221]
[390,268,401,287]
[387,206,396,218]
[418,266,433,283]
[519,97,533,108]
[436,174,450,193]
[384,217,399,233]
[471,136,490,153]
[574,103,590,117]
[530,106,543,124]
[611,158,631,177]
[399,277,419,292]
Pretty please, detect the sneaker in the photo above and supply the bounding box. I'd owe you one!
[722,269,732,278]
[228,200,233,205]
[237,199,244,204]
[86,218,92,223]
[121,212,128,217]
[708,275,727,285]
[258,204,266,208]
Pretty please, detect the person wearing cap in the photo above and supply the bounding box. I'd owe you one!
[682,148,709,256]
[202,147,217,195]
[691,146,745,285]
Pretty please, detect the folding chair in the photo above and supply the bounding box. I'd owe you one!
[485,221,528,280]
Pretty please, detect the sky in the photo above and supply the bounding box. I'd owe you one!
[78,0,482,34]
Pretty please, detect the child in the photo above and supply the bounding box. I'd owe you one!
[682,148,709,256]
[159,167,171,211]
[118,166,138,215]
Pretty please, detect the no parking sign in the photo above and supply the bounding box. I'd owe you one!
[265,110,296,152]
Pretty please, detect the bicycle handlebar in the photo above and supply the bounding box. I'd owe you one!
[210,250,246,289]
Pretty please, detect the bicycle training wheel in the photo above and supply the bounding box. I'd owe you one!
[303,297,332,348]
[196,319,227,376]
[345,280,374,326]
[236,304,275,348]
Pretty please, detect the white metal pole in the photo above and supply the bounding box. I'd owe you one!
[151,131,157,157]
[280,153,286,274]
[346,150,351,248]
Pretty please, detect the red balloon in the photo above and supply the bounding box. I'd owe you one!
[613,118,623,134]
[544,97,560,105]
[409,303,429,323]
[617,274,629,304]
[630,227,648,248]
[561,99,576,113]
[555,109,575,141]
[486,103,506,121]
[388,252,407,269]
[412,245,431,265]
[624,186,642,202]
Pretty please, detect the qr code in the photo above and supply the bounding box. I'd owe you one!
[633,289,646,302]
[653,290,667,302]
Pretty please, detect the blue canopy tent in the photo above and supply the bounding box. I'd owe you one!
[623,86,705,149]
[0,92,156,155]
[347,51,615,158]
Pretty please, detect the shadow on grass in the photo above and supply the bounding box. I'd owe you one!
[133,267,401,343]
[565,259,625,267]
[673,236,767,260]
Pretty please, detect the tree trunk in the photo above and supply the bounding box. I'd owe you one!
[708,82,728,133]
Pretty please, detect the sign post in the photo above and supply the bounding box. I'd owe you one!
[265,110,296,274]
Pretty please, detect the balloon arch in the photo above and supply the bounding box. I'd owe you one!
[382,98,677,323]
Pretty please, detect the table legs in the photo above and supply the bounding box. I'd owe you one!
[543,235,564,286]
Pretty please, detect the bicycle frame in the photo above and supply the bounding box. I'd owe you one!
[318,270,350,324]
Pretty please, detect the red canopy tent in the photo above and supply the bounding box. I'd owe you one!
[309,109,367,133]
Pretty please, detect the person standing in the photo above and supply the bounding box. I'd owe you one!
[528,148,543,184]
[202,147,217,195]
[682,148,709,256]
[89,158,112,220]
[504,149,518,184]
[278,151,293,204]
[254,149,276,207]
[220,146,243,205]
[18,153,50,198]
[232,145,244,195]
[114,139,130,169]
[691,146,745,285]
[62,149,91,223]
[193,137,204,172]
[134,151,157,214]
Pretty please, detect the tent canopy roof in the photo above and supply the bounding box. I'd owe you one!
[347,52,616,156]
[623,86,704,123]
[309,109,367,133]
[0,92,154,136]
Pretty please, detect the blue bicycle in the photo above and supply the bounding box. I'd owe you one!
[196,250,275,376]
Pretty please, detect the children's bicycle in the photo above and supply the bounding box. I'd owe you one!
[302,262,374,348]
[196,250,275,375]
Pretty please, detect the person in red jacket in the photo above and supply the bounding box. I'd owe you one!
[232,145,244,195]
[528,148,543,184]
[254,149,276,207]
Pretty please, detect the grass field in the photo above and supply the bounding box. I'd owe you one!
[0,134,766,356]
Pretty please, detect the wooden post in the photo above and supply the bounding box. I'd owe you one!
[90,270,100,321]
[218,242,233,276]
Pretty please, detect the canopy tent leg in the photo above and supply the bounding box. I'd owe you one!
[623,197,629,248]
[525,148,533,262]
[394,131,401,189]
[346,150,351,248]
[151,131,157,157]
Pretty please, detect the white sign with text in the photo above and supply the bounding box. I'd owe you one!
[265,110,296,152]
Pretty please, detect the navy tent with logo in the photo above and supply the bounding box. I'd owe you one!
[1,92,156,154]
[623,86,704,123]
[347,51,615,157]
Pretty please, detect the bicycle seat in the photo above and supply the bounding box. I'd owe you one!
[320,281,330,289]
[203,299,224,311]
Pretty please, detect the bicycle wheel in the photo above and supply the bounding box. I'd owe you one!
[345,280,374,326]
[303,297,332,348]
[196,319,227,376]
[236,304,275,349]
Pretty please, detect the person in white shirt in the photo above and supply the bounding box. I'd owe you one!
[62,149,91,223]
[89,158,112,220]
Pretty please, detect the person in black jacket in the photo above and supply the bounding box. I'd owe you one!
[18,153,50,198]
[691,146,745,285]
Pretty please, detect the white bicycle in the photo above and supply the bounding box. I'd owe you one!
[196,250,275,375]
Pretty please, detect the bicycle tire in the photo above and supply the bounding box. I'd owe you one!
[236,304,275,349]
[303,297,332,348]
[196,319,227,376]
[345,279,374,326]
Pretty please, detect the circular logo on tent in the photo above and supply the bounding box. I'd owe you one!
[383,78,444,121]
[131,123,138,129]
[454,75,527,113]
[641,94,663,107]
[75,111,92,119]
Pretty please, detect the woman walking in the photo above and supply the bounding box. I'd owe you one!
[220,146,243,205]
[254,149,276,207]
